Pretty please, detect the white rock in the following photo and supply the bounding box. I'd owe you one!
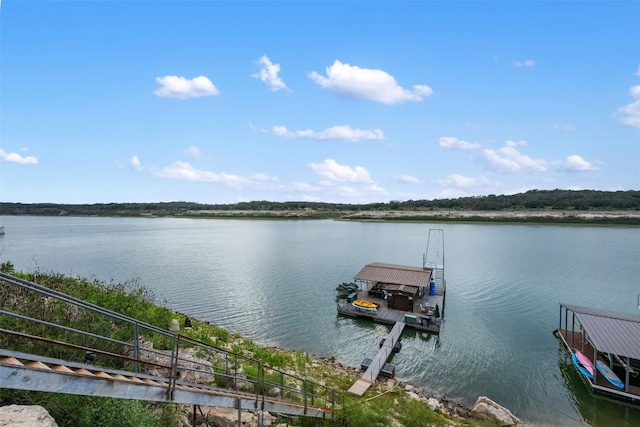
[169,319,180,331]
[0,405,59,427]
[404,384,417,393]
[267,386,282,397]
[427,397,442,411]
[472,396,520,426]
[406,391,421,400]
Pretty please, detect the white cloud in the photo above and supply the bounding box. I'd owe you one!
[437,136,481,150]
[554,155,600,171]
[309,60,433,105]
[183,146,201,158]
[307,159,373,183]
[437,174,484,188]
[153,161,251,186]
[136,159,282,190]
[272,126,291,137]
[272,125,384,141]
[635,66,640,77]
[514,59,535,67]
[505,140,526,147]
[129,155,143,171]
[250,173,279,182]
[617,85,640,129]
[154,75,220,99]
[552,122,575,131]
[366,183,388,194]
[393,174,422,184]
[291,182,319,192]
[337,186,362,197]
[0,148,38,164]
[483,143,548,173]
[252,55,288,92]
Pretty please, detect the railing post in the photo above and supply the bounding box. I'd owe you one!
[256,363,263,399]
[234,354,238,390]
[280,371,284,398]
[133,322,140,373]
[167,334,179,400]
[303,380,308,415]
[224,353,229,388]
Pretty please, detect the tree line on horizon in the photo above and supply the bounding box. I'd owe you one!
[1,189,639,217]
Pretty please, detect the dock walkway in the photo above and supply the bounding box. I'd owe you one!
[348,321,406,396]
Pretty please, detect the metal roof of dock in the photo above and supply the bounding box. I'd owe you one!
[354,262,432,288]
[562,303,640,360]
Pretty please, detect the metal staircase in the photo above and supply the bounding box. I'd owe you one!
[0,272,341,422]
[0,350,329,418]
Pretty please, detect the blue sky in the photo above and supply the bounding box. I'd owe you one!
[1,1,639,204]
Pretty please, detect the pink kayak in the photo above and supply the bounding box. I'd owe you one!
[575,350,594,377]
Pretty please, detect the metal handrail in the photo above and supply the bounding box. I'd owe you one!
[0,272,342,415]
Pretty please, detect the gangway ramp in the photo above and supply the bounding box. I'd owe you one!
[348,321,405,396]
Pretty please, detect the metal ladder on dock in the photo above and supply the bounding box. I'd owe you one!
[424,228,445,296]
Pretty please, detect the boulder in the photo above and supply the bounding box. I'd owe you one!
[0,405,59,427]
[427,397,442,411]
[169,319,180,332]
[195,408,276,427]
[404,384,418,393]
[472,396,520,426]
[406,391,421,400]
[133,343,215,385]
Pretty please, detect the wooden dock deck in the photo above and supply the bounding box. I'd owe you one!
[348,321,406,396]
[336,290,443,333]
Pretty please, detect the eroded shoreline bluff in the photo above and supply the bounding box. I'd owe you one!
[182,209,640,224]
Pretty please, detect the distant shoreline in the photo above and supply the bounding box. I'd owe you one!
[3,209,640,226]
[178,209,640,226]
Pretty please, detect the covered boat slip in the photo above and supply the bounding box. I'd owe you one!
[336,261,445,333]
[556,303,640,403]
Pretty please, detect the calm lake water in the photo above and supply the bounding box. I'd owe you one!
[1,216,639,426]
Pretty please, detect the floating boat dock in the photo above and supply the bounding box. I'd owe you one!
[348,321,405,396]
[555,303,640,404]
[337,278,443,333]
[336,229,446,334]
[340,229,446,394]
